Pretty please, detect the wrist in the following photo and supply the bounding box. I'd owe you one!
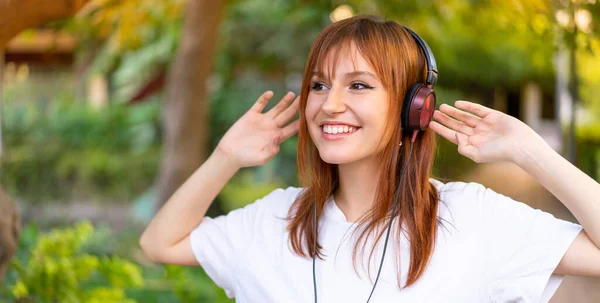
[212,146,241,173]
[511,133,551,169]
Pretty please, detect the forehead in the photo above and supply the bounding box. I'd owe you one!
[315,41,377,79]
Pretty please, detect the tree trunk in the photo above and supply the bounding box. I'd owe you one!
[0,186,19,282]
[0,50,4,157]
[0,0,90,47]
[155,0,223,206]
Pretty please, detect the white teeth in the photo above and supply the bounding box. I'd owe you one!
[322,125,358,134]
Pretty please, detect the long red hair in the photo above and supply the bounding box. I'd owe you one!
[286,15,440,289]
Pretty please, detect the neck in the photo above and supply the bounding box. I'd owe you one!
[334,155,381,223]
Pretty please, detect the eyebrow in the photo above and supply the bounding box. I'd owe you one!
[312,71,377,79]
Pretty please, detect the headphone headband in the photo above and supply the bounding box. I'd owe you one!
[402,26,438,86]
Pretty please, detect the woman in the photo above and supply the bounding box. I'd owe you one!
[140,15,600,302]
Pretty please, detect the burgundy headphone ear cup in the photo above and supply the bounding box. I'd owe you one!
[402,83,423,132]
[404,84,436,132]
[419,91,436,129]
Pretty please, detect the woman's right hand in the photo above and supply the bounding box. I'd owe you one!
[216,91,300,169]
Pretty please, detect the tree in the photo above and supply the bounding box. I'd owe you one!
[155,0,224,206]
[0,0,90,47]
[69,0,331,209]
[554,0,599,162]
[0,187,19,282]
[72,0,184,102]
[0,0,91,282]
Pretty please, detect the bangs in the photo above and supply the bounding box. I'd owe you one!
[306,16,406,89]
[313,38,361,81]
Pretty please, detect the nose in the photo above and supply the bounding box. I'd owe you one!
[321,86,346,115]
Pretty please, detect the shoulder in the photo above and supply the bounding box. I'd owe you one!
[429,177,543,226]
[201,186,304,234]
[429,178,511,224]
[249,186,305,218]
[429,177,493,204]
[256,186,305,206]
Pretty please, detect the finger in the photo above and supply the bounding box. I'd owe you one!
[433,110,475,136]
[266,92,296,118]
[274,96,300,127]
[250,91,274,113]
[267,136,281,156]
[429,121,458,145]
[455,132,478,160]
[280,119,300,141]
[438,104,480,128]
[454,100,493,118]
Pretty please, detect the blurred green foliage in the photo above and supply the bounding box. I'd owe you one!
[0,97,161,202]
[575,123,600,180]
[3,0,600,201]
[70,0,185,101]
[1,221,143,302]
[1,222,233,303]
[579,39,600,118]
[366,0,557,91]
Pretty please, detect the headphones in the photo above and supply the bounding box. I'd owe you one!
[312,25,438,303]
[401,26,438,138]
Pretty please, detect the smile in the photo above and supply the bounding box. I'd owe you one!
[320,124,360,140]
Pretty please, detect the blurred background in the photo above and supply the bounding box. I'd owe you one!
[0,0,599,302]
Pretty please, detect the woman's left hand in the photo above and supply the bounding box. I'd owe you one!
[429,100,542,164]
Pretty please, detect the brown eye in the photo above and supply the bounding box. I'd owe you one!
[311,81,328,91]
[350,82,373,90]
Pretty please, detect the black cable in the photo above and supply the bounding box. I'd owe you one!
[312,140,415,303]
[366,140,413,302]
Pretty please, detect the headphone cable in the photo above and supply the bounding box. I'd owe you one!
[313,136,416,303]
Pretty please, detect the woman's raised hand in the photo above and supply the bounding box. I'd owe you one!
[216,91,300,168]
[429,100,542,164]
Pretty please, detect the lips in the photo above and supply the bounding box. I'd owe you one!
[322,124,358,134]
[320,124,360,140]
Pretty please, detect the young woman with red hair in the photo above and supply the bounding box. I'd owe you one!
[140,15,600,302]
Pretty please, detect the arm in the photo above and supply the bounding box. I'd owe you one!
[430,100,600,277]
[139,91,299,265]
[513,134,600,276]
[139,149,239,265]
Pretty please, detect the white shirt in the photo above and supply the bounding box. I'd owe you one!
[190,179,583,303]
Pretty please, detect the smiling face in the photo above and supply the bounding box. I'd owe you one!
[305,43,391,165]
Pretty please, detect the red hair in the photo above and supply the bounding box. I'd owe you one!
[286,15,440,289]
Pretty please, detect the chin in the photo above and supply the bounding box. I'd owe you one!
[317,149,359,164]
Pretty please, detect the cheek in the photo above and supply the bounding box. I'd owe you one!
[304,97,322,125]
[363,96,391,142]
[304,100,320,135]
[361,99,389,128]
[304,103,316,120]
